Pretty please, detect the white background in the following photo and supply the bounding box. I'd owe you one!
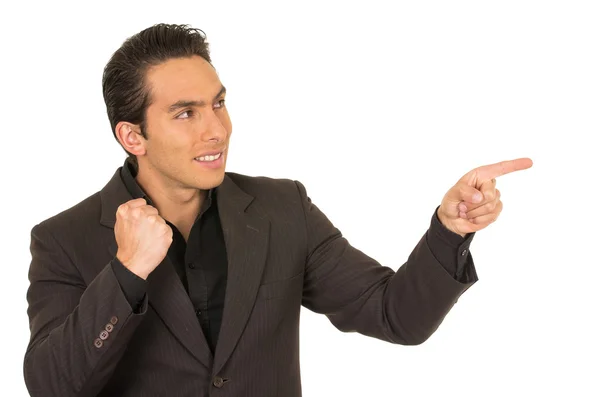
[1,1,599,396]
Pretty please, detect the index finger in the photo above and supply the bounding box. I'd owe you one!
[475,157,533,180]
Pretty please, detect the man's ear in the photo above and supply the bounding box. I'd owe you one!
[115,121,147,157]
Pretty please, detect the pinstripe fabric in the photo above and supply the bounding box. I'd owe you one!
[24,166,478,396]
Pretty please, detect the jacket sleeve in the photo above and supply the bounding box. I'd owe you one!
[23,222,148,397]
[295,180,478,345]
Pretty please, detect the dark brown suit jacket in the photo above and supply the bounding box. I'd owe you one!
[24,167,477,396]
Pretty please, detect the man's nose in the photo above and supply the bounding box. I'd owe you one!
[203,113,228,142]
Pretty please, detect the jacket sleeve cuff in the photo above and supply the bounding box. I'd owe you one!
[426,205,476,282]
[111,257,147,312]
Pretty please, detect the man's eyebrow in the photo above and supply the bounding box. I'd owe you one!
[167,85,227,113]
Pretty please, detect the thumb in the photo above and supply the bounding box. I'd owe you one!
[457,183,483,204]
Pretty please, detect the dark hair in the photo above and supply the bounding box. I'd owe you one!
[102,23,212,169]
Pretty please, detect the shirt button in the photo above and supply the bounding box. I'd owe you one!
[195,309,201,317]
[461,249,468,256]
[188,263,195,269]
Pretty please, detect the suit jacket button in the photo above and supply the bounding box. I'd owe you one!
[99,330,110,340]
[110,316,118,325]
[213,376,224,388]
[94,338,103,348]
[105,323,114,333]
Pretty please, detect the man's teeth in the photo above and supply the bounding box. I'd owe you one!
[195,152,222,162]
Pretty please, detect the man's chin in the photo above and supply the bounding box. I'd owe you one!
[196,172,225,190]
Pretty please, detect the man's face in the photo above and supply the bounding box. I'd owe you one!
[140,55,232,191]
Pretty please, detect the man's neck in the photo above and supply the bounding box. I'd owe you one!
[135,164,206,226]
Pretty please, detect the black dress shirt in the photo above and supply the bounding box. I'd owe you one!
[111,159,475,353]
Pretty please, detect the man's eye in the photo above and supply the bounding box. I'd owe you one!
[214,99,226,109]
[176,110,193,119]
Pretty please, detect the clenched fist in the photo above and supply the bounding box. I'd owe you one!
[115,198,173,280]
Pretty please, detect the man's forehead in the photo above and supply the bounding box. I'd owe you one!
[146,57,222,104]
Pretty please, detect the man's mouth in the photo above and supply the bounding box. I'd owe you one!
[193,151,225,169]
[194,152,223,162]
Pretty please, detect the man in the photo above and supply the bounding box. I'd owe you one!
[23,23,533,397]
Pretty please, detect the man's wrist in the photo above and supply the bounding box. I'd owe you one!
[116,253,150,280]
[436,207,466,238]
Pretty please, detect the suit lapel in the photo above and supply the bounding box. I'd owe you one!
[102,168,213,368]
[212,174,270,375]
